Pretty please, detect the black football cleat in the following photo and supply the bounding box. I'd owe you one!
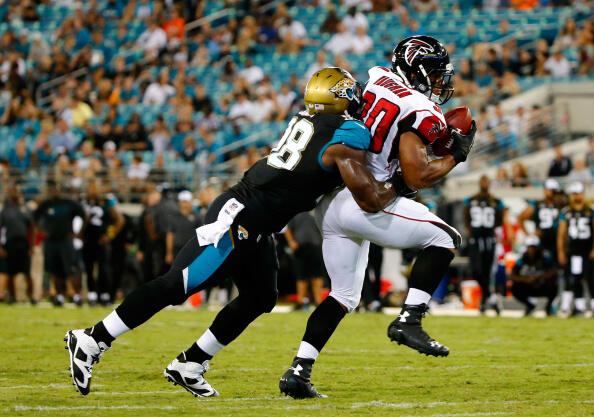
[387,304,450,357]
[279,357,327,399]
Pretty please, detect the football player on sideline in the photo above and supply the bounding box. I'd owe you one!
[64,68,402,398]
[280,36,476,399]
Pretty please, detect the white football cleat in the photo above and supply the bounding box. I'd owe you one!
[164,353,219,397]
[64,329,110,395]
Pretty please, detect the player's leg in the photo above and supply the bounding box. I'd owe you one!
[345,197,459,357]
[280,233,369,399]
[168,235,278,397]
[82,244,97,305]
[97,243,112,305]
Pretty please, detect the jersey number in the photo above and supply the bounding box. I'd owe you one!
[361,91,400,153]
[268,118,314,170]
[470,206,495,229]
[538,208,557,230]
[568,217,591,240]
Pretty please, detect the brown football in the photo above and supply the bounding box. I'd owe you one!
[431,106,472,156]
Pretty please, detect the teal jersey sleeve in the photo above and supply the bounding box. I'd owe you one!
[528,200,537,207]
[318,120,371,172]
[559,209,567,221]
[463,197,471,206]
[496,199,504,210]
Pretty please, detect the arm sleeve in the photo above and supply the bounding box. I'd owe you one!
[558,209,567,221]
[398,110,446,145]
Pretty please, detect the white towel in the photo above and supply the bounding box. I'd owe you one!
[195,198,245,247]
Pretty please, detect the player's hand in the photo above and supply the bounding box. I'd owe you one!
[0,247,6,258]
[589,250,594,260]
[137,251,144,262]
[389,172,418,199]
[451,120,476,164]
[558,252,567,266]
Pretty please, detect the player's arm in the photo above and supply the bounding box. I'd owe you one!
[399,131,457,190]
[517,203,535,236]
[323,144,396,213]
[463,200,471,236]
[557,217,567,265]
[165,231,174,264]
[495,201,505,228]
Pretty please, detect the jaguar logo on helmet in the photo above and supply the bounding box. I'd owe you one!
[403,39,435,66]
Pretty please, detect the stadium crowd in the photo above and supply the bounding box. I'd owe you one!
[0,0,592,185]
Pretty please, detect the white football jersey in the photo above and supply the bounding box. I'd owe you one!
[362,66,448,181]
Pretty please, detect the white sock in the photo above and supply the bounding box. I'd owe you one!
[103,310,131,339]
[591,299,594,311]
[560,291,573,312]
[87,291,97,302]
[575,297,586,312]
[196,329,225,357]
[404,288,431,306]
[296,341,319,361]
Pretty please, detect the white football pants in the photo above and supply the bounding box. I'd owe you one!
[316,187,461,312]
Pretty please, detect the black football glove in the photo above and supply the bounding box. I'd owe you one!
[451,120,477,164]
[389,171,418,199]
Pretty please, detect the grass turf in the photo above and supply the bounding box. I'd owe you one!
[0,305,592,417]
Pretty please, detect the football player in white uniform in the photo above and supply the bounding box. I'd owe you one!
[280,36,476,398]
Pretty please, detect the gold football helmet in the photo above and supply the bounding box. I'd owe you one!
[304,67,362,117]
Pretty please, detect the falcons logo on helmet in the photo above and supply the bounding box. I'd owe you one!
[403,39,435,66]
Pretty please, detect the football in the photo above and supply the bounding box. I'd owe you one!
[431,106,473,156]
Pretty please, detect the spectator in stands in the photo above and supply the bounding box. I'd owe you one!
[148,153,168,184]
[510,236,557,316]
[35,142,55,167]
[278,15,308,45]
[475,63,493,88]
[8,138,30,170]
[28,32,50,66]
[128,153,150,180]
[277,83,297,116]
[567,158,592,185]
[143,70,175,106]
[405,19,425,37]
[351,26,373,54]
[135,0,154,20]
[548,144,572,177]
[120,113,150,151]
[165,190,202,264]
[238,58,264,85]
[76,140,95,171]
[49,119,77,152]
[150,116,170,154]
[554,18,578,48]
[324,22,353,56]
[0,185,35,304]
[511,162,529,187]
[258,15,279,44]
[227,93,254,126]
[304,50,331,82]
[544,48,571,78]
[163,7,186,43]
[342,6,369,34]
[516,49,535,76]
[181,136,199,162]
[320,5,341,33]
[137,19,167,58]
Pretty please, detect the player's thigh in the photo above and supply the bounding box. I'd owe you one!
[345,197,461,250]
[322,232,370,312]
[235,235,278,311]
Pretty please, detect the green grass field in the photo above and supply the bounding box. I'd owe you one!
[0,305,593,417]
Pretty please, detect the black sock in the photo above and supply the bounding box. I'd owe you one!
[301,296,346,354]
[184,342,212,364]
[408,246,455,296]
[87,321,115,346]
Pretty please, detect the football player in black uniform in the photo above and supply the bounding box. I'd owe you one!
[517,178,561,262]
[82,180,124,306]
[65,68,404,397]
[463,175,504,314]
[557,181,594,317]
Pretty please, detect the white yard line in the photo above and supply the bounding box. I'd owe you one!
[0,383,104,390]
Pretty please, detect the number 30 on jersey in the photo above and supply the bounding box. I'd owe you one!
[267,118,314,170]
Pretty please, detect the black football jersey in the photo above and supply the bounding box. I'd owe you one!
[229,111,370,234]
[464,194,504,238]
[560,205,594,255]
[529,200,558,250]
